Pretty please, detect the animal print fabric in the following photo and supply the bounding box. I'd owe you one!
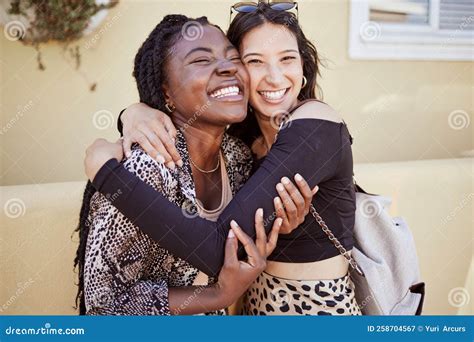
[84,130,253,315]
[242,271,362,315]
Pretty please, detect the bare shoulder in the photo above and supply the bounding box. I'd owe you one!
[289,100,343,124]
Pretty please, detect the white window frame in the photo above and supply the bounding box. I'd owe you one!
[349,0,474,61]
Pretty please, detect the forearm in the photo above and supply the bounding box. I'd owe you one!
[92,157,225,276]
[92,120,343,277]
[169,285,227,315]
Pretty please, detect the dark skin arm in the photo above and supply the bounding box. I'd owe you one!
[169,212,280,314]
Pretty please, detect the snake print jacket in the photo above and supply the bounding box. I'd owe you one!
[84,130,253,315]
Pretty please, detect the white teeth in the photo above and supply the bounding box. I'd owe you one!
[260,89,287,100]
[210,86,240,99]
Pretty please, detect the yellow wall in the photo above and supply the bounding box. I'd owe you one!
[1,158,472,315]
[0,0,472,316]
[1,0,472,186]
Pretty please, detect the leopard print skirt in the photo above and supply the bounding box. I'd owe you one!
[242,271,362,316]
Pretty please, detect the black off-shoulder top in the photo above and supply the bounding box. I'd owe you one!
[94,105,355,277]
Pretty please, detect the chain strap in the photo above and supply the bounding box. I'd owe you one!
[309,205,364,277]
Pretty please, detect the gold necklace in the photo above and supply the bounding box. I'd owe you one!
[189,152,220,174]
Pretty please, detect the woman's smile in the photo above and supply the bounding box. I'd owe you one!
[258,87,290,104]
[208,82,245,102]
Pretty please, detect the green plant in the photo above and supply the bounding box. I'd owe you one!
[8,0,118,90]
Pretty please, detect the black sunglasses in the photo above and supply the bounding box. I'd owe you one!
[230,1,298,25]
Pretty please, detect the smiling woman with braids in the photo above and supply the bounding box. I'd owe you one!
[75,14,312,315]
[84,3,362,316]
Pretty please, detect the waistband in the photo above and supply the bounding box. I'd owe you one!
[265,253,350,281]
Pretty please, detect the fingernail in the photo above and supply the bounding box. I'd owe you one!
[313,185,319,194]
[228,229,235,238]
[176,159,183,167]
[257,208,263,217]
[230,220,238,229]
[274,197,281,205]
[156,155,165,164]
[276,183,284,192]
[167,161,176,170]
[281,177,290,185]
[171,137,176,144]
[276,217,283,226]
[126,152,131,158]
[295,173,303,182]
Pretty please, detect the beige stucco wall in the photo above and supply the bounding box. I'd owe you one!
[1,158,472,315]
[0,0,472,186]
[0,0,472,317]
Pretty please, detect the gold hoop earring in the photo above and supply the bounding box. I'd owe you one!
[302,76,307,88]
[165,103,175,113]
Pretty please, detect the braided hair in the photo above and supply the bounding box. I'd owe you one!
[73,181,95,315]
[73,14,214,315]
[134,15,215,112]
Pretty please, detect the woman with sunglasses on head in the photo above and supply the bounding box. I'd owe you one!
[85,2,362,315]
